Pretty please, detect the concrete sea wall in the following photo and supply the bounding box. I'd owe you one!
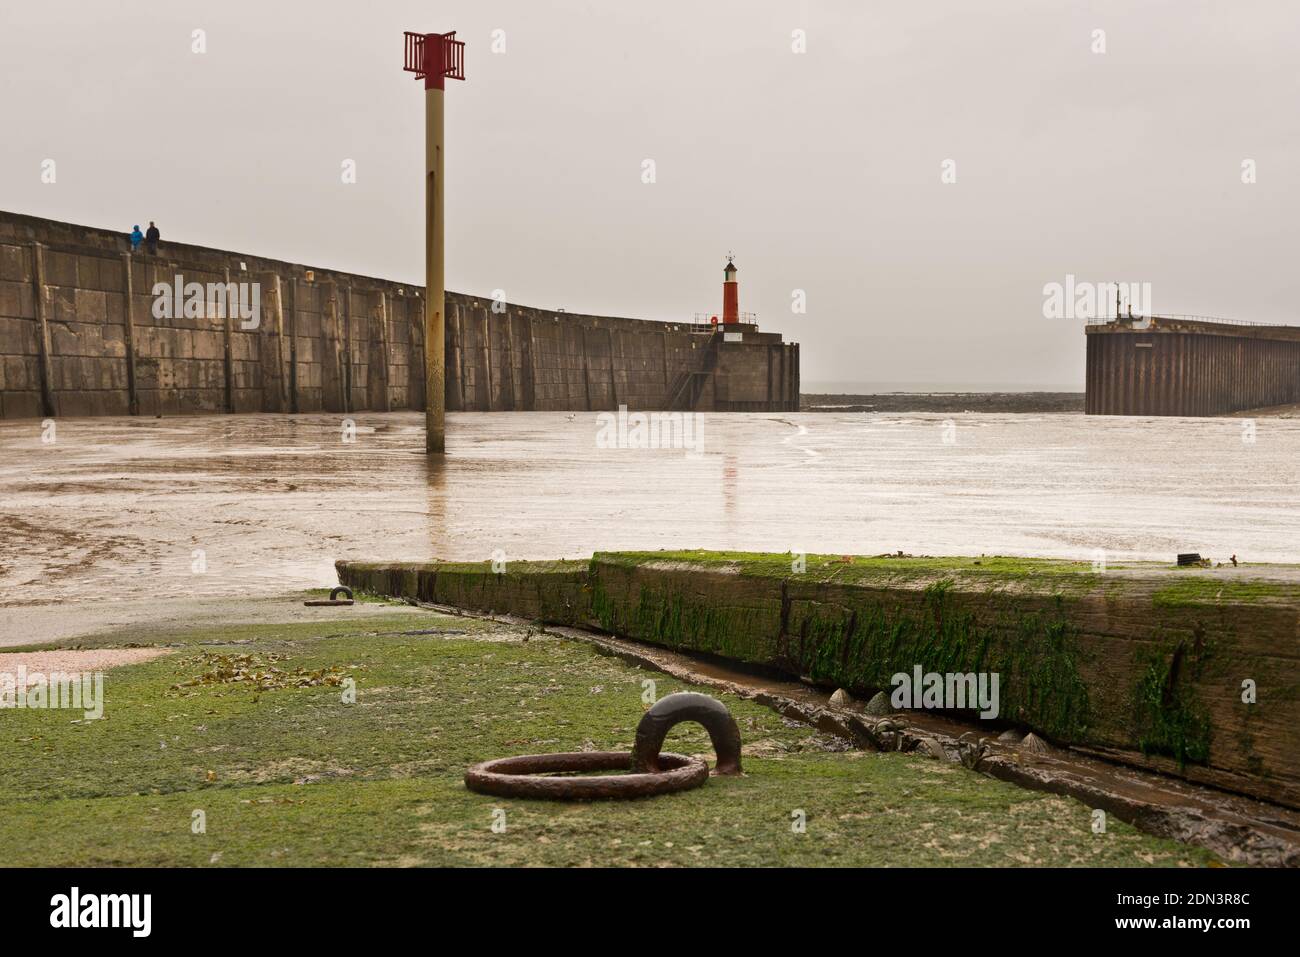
[1085,317,1300,416]
[0,211,798,418]
[338,550,1300,809]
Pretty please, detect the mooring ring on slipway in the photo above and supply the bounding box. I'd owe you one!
[463,692,742,800]
[303,585,356,607]
[464,751,708,800]
[632,692,744,775]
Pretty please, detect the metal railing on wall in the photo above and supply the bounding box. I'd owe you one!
[690,311,757,330]
[1085,314,1295,328]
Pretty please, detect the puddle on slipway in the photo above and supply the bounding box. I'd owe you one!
[1,410,1298,607]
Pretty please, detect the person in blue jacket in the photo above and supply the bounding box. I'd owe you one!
[129,225,143,251]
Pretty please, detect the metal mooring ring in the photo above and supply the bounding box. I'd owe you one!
[633,692,744,775]
[303,585,356,607]
[465,751,707,800]
[463,693,742,800]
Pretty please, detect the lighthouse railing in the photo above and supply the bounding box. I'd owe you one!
[690,312,757,331]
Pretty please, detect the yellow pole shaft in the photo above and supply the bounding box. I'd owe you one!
[424,86,446,453]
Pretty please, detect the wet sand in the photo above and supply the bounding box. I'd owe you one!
[1,646,171,677]
[803,392,1085,413]
[0,594,428,648]
[2,410,1298,621]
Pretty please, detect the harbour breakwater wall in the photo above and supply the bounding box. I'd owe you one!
[338,550,1300,810]
[0,211,798,419]
[1085,317,1300,416]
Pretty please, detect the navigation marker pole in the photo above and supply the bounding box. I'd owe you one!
[403,31,466,453]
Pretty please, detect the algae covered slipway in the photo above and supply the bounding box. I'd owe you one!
[338,550,1300,806]
[0,599,1221,867]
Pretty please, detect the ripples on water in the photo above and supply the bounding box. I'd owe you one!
[1,411,1297,603]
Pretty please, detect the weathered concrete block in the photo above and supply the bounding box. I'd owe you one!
[233,387,261,412]
[148,330,173,359]
[232,360,259,390]
[231,332,258,362]
[104,291,126,325]
[98,259,125,293]
[44,250,78,287]
[337,559,592,625]
[104,357,128,389]
[131,293,156,323]
[49,286,77,323]
[56,392,92,416]
[134,355,160,388]
[75,256,103,291]
[48,325,79,358]
[0,244,29,283]
[1,390,42,418]
[589,554,784,663]
[0,316,38,355]
[98,390,130,415]
[0,280,34,320]
[191,330,223,361]
[57,388,128,417]
[52,355,100,389]
[4,356,35,390]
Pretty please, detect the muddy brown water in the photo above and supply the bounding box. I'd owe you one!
[2,410,1298,611]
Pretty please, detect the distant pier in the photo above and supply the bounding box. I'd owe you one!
[1085,316,1300,416]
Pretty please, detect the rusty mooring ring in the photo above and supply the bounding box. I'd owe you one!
[304,585,355,607]
[464,692,742,800]
[465,751,707,800]
[633,691,743,775]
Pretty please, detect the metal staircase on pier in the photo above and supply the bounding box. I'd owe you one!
[664,332,721,410]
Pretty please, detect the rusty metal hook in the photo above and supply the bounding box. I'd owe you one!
[632,692,743,776]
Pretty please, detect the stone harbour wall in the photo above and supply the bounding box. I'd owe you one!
[0,211,799,419]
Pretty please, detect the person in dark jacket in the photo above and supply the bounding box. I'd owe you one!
[145,221,160,255]
[129,225,143,251]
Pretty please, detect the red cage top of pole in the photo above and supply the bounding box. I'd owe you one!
[403,31,466,90]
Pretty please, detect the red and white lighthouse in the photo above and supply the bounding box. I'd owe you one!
[722,254,739,324]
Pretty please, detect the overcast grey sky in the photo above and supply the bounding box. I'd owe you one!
[2,1,1297,389]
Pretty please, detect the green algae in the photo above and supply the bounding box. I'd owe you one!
[340,559,590,624]
[589,558,1094,741]
[792,580,1091,740]
[334,551,1300,789]
[1130,637,1213,767]
[1151,577,1298,608]
[589,576,777,661]
[0,604,1219,868]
